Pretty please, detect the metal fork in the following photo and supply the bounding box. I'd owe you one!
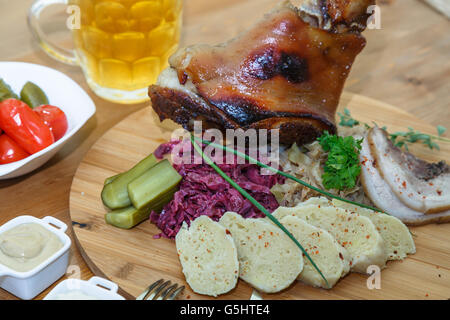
[136,279,185,300]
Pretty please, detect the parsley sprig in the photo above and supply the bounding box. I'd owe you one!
[338,108,449,151]
[318,131,363,191]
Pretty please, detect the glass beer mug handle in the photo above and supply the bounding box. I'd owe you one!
[28,0,78,66]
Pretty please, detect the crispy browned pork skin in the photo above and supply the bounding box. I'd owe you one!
[299,0,376,32]
[149,0,375,145]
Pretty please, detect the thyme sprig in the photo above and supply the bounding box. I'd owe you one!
[338,108,360,127]
[338,108,449,151]
[390,126,448,151]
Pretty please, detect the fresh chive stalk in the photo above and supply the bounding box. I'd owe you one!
[193,136,386,214]
[189,135,330,289]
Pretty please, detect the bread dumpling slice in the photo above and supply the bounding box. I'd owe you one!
[273,205,387,273]
[295,196,331,207]
[331,199,416,260]
[175,216,239,297]
[280,215,351,288]
[297,197,415,260]
[219,212,303,293]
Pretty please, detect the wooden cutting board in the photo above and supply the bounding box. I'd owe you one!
[69,92,450,300]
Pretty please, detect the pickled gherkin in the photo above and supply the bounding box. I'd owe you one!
[128,159,182,210]
[20,81,49,108]
[101,153,158,209]
[102,154,182,229]
[104,173,123,186]
[0,79,19,102]
[105,191,176,229]
[105,206,147,230]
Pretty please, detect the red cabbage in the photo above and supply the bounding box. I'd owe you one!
[150,140,285,239]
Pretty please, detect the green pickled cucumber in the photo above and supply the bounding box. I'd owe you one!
[128,159,182,210]
[20,81,49,108]
[105,191,176,229]
[101,153,158,209]
[104,173,123,185]
[105,206,149,229]
[0,79,19,102]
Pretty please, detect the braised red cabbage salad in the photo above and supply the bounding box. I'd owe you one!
[150,140,285,239]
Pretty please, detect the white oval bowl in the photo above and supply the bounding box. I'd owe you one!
[0,62,96,179]
[44,276,125,300]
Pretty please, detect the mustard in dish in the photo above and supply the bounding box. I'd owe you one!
[0,223,63,272]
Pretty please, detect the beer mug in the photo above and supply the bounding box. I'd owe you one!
[29,0,183,104]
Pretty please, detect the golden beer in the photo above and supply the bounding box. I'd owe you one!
[70,0,182,103]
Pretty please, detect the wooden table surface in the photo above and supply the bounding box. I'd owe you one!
[0,0,449,300]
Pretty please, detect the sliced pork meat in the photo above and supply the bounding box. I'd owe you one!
[368,127,450,214]
[360,129,450,226]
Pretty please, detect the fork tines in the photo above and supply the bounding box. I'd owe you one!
[136,279,185,300]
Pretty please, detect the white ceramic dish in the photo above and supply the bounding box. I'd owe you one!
[44,276,125,300]
[0,62,96,179]
[0,215,71,300]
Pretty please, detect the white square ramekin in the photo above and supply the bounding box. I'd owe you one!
[0,216,71,300]
[44,276,125,300]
